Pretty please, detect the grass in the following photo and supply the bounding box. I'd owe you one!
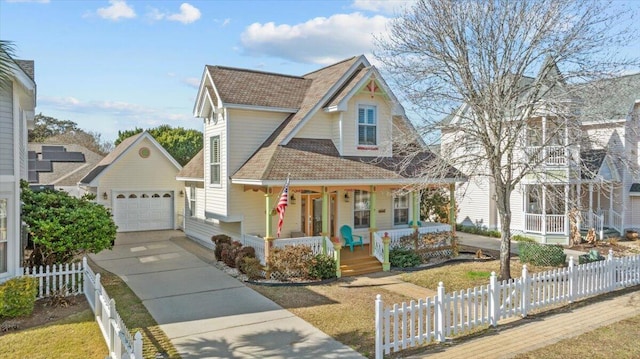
[0,308,107,359]
[399,259,558,292]
[87,258,181,359]
[248,282,412,358]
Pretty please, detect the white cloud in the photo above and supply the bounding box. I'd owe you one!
[182,77,201,88]
[214,18,231,27]
[240,12,390,65]
[148,3,201,24]
[351,0,407,14]
[96,0,136,21]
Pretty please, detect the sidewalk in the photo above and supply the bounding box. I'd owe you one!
[405,288,640,358]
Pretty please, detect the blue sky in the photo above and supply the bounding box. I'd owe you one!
[1,0,639,143]
[1,0,405,142]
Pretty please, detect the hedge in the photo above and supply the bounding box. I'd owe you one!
[518,241,566,267]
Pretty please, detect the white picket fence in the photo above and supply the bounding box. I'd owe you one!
[375,251,640,358]
[24,258,143,359]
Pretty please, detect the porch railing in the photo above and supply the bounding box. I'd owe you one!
[525,145,567,166]
[581,211,604,240]
[377,224,451,249]
[523,213,566,234]
[601,209,623,235]
[240,234,327,265]
[373,231,384,263]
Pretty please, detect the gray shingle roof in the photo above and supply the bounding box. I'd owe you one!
[176,149,204,180]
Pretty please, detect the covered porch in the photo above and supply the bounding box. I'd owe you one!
[240,183,457,277]
[522,181,623,242]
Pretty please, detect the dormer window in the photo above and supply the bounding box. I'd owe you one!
[210,135,220,185]
[358,105,377,146]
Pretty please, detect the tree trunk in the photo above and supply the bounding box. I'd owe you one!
[499,211,512,280]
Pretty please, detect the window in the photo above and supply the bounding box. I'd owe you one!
[189,186,196,217]
[0,199,8,273]
[358,105,377,146]
[210,135,220,185]
[353,190,370,228]
[394,194,410,225]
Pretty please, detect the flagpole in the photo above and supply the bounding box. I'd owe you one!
[271,173,290,213]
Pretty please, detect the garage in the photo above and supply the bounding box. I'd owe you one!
[113,191,174,232]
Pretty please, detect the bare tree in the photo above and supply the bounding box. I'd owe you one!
[376,0,639,279]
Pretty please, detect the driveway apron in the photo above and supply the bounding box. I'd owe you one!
[90,230,364,359]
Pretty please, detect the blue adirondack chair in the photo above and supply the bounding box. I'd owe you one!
[340,225,364,252]
[409,220,423,227]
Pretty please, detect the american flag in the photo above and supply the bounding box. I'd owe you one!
[275,176,290,238]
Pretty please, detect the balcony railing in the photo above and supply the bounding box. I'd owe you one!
[525,146,567,166]
[524,213,566,234]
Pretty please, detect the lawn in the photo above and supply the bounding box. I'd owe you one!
[0,306,106,359]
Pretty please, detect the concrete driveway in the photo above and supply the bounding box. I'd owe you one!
[90,230,364,359]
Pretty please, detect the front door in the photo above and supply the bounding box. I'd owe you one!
[300,194,336,237]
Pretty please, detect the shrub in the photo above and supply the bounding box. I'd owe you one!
[512,235,536,242]
[0,276,38,319]
[220,241,242,268]
[235,246,256,269]
[518,241,566,267]
[239,257,263,280]
[308,254,337,280]
[268,245,314,279]
[389,247,422,268]
[456,224,501,238]
[211,234,232,260]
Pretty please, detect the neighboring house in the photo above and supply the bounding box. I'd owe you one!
[178,55,461,253]
[27,143,104,196]
[0,57,36,281]
[442,63,640,244]
[79,132,184,232]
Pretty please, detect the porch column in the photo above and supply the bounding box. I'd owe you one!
[369,186,377,255]
[321,186,329,254]
[609,182,614,228]
[412,190,420,228]
[597,182,601,211]
[522,185,527,232]
[564,184,570,236]
[542,185,547,236]
[588,183,594,228]
[542,116,547,162]
[449,183,456,234]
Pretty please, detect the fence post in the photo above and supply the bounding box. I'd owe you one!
[94,273,102,318]
[489,272,499,327]
[134,331,143,359]
[568,256,575,303]
[607,249,615,291]
[382,233,391,271]
[109,298,117,357]
[436,282,446,342]
[375,294,383,359]
[521,265,529,318]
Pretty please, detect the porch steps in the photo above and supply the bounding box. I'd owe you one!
[340,256,382,277]
[580,228,621,240]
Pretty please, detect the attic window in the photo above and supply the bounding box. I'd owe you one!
[358,105,377,146]
[210,135,221,185]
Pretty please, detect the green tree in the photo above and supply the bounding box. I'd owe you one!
[0,40,16,89]
[28,113,80,142]
[116,125,203,166]
[20,181,116,266]
[29,113,113,155]
[420,188,451,224]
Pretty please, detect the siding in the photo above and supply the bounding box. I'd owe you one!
[184,216,242,248]
[228,184,267,235]
[0,83,13,176]
[341,93,393,157]
[296,111,333,139]
[457,179,492,228]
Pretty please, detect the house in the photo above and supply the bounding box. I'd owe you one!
[441,62,640,244]
[79,132,184,232]
[27,143,104,197]
[0,56,36,281]
[177,55,461,274]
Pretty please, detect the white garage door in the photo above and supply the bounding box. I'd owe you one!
[113,191,174,232]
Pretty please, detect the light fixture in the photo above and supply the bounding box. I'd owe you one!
[344,191,350,202]
[179,190,184,197]
[102,192,108,200]
[290,193,296,205]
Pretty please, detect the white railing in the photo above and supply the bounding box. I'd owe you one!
[373,231,384,263]
[241,234,266,265]
[581,211,604,240]
[24,261,84,298]
[375,251,640,358]
[324,236,335,258]
[524,213,566,234]
[377,223,451,249]
[525,145,567,166]
[605,210,623,234]
[82,258,142,359]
